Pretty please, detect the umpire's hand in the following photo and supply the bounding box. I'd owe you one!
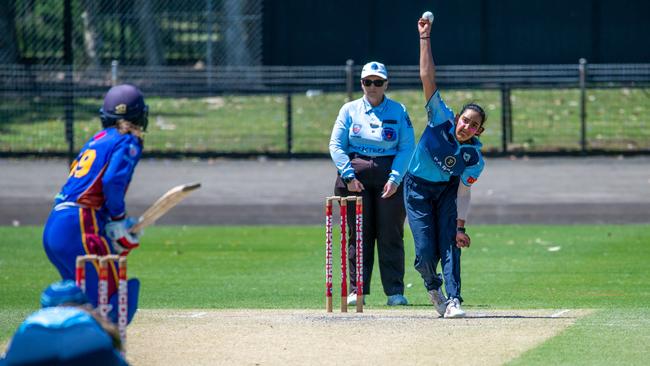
[381,181,398,198]
[346,178,365,192]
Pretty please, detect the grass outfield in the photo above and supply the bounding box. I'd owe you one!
[1,224,649,364]
[1,88,648,153]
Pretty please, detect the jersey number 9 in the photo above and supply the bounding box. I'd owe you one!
[69,149,97,178]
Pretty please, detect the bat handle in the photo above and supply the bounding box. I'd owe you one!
[129,217,144,234]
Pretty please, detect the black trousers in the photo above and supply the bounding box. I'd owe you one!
[334,154,406,296]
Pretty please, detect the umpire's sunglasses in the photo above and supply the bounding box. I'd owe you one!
[362,79,386,87]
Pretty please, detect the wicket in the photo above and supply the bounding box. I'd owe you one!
[75,254,128,350]
[325,196,363,313]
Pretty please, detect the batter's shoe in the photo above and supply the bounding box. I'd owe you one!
[386,294,408,306]
[347,291,366,306]
[444,298,466,318]
[428,288,447,316]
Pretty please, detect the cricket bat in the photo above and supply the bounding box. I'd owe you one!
[129,182,201,233]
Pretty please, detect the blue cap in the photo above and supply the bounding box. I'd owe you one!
[361,61,388,80]
[40,280,90,308]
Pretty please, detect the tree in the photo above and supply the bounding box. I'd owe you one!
[223,0,252,66]
[80,0,103,67]
[135,0,164,66]
[0,0,20,64]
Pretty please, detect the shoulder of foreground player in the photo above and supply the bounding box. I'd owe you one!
[19,307,97,330]
[5,307,127,366]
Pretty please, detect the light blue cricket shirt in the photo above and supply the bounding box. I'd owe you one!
[407,90,485,186]
[329,95,415,185]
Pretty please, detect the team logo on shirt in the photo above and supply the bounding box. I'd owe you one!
[444,156,456,168]
[382,127,397,141]
[463,152,472,162]
[352,124,362,134]
[128,144,138,157]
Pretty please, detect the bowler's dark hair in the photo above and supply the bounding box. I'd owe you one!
[460,103,487,125]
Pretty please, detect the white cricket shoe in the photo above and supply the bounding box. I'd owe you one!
[428,287,447,316]
[347,291,366,306]
[444,298,466,318]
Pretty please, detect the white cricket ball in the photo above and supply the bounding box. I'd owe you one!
[422,11,434,23]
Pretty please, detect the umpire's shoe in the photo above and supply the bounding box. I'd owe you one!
[386,294,408,306]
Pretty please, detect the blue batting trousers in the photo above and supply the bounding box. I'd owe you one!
[403,173,463,302]
[43,205,139,324]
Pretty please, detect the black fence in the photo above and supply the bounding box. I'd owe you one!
[1,61,649,159]
[4,1,650,67]
[263,0,650,66]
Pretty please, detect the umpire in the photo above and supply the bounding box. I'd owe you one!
[329,61,415,306]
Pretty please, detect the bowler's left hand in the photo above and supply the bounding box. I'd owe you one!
[456,232,471,248]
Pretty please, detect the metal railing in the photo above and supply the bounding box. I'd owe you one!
[3,61,649,94]
[1,61,649,158]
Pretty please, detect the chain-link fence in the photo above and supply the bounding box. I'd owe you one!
[1,1,649,157]
[1,61,649,158]
[6,0,261,67]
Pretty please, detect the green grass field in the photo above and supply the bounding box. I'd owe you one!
[2,87,648,153]
[1,224,649,364]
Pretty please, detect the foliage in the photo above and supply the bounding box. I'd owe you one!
[10,0,261,66]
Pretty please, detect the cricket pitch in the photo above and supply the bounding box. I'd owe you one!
[126,308,592,365]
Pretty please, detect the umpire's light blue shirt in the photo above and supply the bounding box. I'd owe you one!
[329,96,415,185]
[408,90,485,186]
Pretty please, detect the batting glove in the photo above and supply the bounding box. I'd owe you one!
[105,217,141,255]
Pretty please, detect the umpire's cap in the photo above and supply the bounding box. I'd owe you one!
[100,83,149,131]
[40,280,90,308]
[361,61,388,80]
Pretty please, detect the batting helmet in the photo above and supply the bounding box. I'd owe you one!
[99,84,149,131]
[40,280,90,308]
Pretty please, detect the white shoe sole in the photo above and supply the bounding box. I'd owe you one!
[444,311,466,318]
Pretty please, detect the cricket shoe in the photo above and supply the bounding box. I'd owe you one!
[347,291,366,306]
[428,287,447,316]
[386,294,408,306]
[444,298,466,318]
